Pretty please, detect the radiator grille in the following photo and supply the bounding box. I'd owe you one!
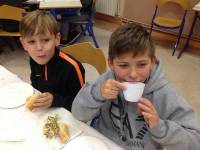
[96,0,118,16]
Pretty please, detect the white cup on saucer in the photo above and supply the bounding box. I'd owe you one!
[123,82,145,102]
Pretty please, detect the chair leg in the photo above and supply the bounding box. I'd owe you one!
[149,6,158,35]
[87,25,93,37]
[68,31,83,45]
[172,24,184,56]
[87,25,99,48]
[80,25,86,36]
[149,23,153,35]
[177,12,199,59]
[68,22,99,48]
[68,25,87,45]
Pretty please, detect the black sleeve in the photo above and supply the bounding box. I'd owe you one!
[51,62,85,111]
[80,0,93,13]
[29,58,37,88]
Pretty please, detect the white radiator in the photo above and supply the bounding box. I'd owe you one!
[96,0,118,16]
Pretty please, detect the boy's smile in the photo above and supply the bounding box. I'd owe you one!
[108,51,155,83]
[20,31,60,65]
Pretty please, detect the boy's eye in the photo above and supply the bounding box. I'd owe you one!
[42,38,50,42]
[28,40,35,44]
[137,63,147,67]
[119,64,128,68]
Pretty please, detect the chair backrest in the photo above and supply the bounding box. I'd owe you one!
[61,42,107,74]
[0,5,24,21]
[0,5,25,36]
[157,0,189,9]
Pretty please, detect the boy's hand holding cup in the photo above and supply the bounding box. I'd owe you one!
[123,82,145,102]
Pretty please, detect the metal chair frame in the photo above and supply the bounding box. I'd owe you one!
[68,0,99,48]
[150,0,189,56]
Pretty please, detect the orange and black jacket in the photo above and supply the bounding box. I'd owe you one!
[30,48,85,111]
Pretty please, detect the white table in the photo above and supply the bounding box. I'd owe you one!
[25,0,82,8]
[40,0,82,9]
[0,65,122,150]
[25,0,42,4]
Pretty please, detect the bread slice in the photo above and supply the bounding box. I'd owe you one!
[26,93,39,111]
[58,122,70,143]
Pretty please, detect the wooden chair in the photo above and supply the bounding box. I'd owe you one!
[0,5,25,50]
[61,42,107,74]
[150,0,189,56]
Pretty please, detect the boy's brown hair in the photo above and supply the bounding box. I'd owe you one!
[20,10,60,37]
[108,23,155,60]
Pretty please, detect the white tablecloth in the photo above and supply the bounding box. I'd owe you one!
[25,0,82,8]
[0,65,122,150]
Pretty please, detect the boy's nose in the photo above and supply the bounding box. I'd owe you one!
[36,42,42,51]
[129,67,138,80]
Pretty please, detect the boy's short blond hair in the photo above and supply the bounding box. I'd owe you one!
[20,10,60,37]
[109,23,155,60]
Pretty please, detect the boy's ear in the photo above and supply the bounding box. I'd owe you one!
[55,32,61,46]
[20,37,28,51]
[150,55,156,69]
[108,58,114,70]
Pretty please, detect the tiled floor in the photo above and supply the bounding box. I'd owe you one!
[0,19,200,119]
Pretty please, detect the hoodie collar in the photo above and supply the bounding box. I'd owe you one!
[143,59,168,94]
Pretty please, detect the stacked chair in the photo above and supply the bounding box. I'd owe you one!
[150,0,189,56]
[0,5,25,51]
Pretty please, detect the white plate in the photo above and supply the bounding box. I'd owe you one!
[20,108,83,150]
[0,82,33,108]
[63,136,108,150]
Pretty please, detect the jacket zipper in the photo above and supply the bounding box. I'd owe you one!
[45,64,48,81]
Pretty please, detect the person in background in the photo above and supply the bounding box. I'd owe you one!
[20,10,85,111]
[52,0,94,44]
[72,23,200,150]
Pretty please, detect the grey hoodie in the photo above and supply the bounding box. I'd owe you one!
[72,60,200,150]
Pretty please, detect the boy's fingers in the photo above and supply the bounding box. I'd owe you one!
[39,93,48,98]
[138,102,152,113]
[142,112,151,127]
[139,98,154,109]
[111,80,125,90]
[142,111,152,119]
[33,99,49,107]
[33,96,49,106]
[34,96,49,104]
[111,86,120,91]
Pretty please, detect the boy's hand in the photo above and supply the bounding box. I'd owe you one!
[32,92,53,109]
[137,98,159,128]
[101,79,125,100]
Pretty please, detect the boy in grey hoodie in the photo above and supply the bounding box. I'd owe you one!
[72,23,200,150]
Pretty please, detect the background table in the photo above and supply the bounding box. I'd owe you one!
[25,0,82,9]
[39,0,82,9]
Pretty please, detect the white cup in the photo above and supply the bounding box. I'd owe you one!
[123,82,145,102]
